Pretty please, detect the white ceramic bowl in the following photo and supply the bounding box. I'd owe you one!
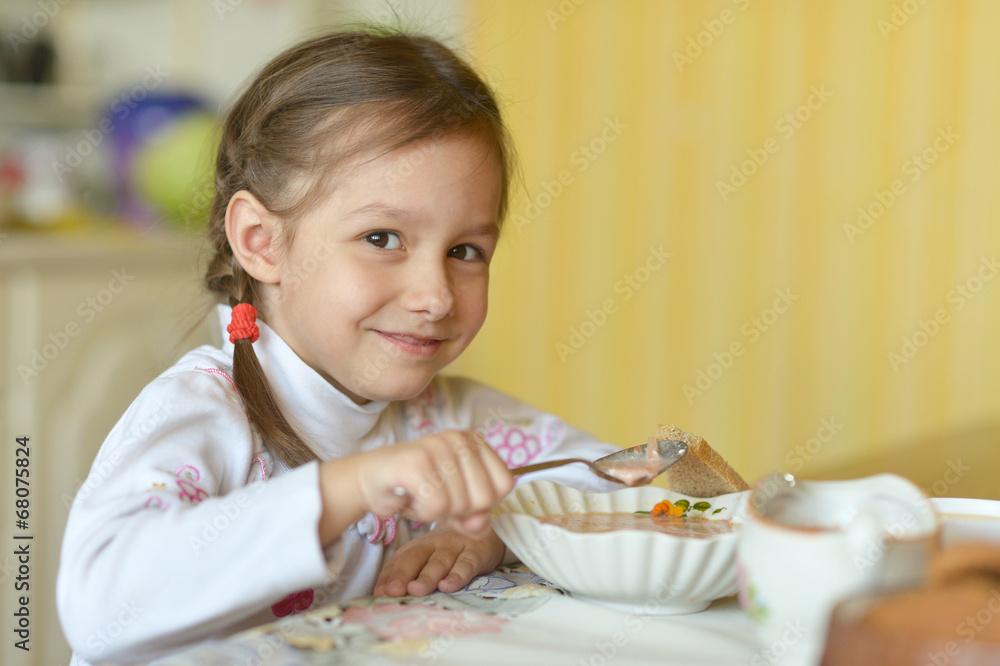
[931,497,1000,545]
[489,480,749,614]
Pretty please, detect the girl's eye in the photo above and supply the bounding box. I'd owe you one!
[364,231,402,250]
[448,244,484,261]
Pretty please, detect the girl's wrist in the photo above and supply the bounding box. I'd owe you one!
[317,457,367,546]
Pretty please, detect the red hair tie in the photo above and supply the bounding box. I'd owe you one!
[227,303,259,344]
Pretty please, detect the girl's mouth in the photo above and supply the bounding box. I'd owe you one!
[374,331,445,357]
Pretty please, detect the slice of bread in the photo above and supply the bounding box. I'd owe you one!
[658,424,749,497]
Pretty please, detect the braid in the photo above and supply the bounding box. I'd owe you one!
[230,313,319,469]
[204,230,318,468]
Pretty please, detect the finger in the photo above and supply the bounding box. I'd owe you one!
[435,548,483,594]
[406,549,461,597]
[474,433,516,500]
[397,446,449,522]
[454,432,496,513]
[373,556,402,596]
[374,542,432,597]
[373,564,394,597]
[429,432,476,519]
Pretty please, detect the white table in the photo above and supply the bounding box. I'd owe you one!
[409,594,762,666]
[153,571,773,666]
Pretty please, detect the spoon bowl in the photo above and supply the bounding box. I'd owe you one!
[512,439,688,486]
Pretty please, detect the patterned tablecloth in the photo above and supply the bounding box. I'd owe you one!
[151,566,765,666]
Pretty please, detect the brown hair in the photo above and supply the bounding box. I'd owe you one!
[204,28,515,469]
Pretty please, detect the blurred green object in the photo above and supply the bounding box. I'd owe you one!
[133,111,218,228]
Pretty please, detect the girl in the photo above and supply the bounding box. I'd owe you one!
[57,28,616,664]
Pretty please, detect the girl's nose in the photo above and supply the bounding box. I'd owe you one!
[401,261,455,321]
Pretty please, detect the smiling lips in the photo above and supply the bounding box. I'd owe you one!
[375,330,446,357]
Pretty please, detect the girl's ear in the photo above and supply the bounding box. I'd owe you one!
[225,190,282,285]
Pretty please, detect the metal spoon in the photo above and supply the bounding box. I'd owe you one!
[511,439,688,487]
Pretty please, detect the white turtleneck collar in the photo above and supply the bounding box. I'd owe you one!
[215,304,390,459]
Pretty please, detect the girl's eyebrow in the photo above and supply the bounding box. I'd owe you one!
[342,202,413,223]
[343,202,500,239]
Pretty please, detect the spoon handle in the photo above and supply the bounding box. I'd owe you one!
[511,458,593,476]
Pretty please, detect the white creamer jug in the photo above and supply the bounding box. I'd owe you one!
[737,472,940,665]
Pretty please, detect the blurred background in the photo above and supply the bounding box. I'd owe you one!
[1,1,998,663]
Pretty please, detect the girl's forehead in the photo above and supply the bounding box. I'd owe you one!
[272,130,502,234]
[339,134,500,190]
[355,131,498,172]
[300,134,501,220]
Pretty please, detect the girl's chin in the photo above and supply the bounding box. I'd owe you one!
[344,374,437,405]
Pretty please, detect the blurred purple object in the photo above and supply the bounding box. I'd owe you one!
[106,92,207,229]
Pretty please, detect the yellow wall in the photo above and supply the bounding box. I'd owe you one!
[448,0,1000,484]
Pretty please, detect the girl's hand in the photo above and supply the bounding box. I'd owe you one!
[318,430,514,545]
[373,525,507,597]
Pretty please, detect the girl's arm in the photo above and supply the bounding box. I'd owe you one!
[57,369,330,663]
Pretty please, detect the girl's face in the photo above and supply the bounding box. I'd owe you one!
[263,132,502,404]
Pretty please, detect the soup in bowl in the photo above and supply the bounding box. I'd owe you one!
[489,480,749,614]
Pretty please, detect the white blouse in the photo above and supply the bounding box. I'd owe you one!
[58,306,617,664]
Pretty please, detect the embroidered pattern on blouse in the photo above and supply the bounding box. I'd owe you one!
[143,465,212,508]
[250,455,268,482]
[144,495,168,510]
[175,464,209,504]
[144,479,168,508]
[194,366,239,394]
[480,418,565,467]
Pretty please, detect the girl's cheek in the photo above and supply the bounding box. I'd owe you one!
[466,287,490,324]
[455,277,487,303]
[353,278,401,316]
